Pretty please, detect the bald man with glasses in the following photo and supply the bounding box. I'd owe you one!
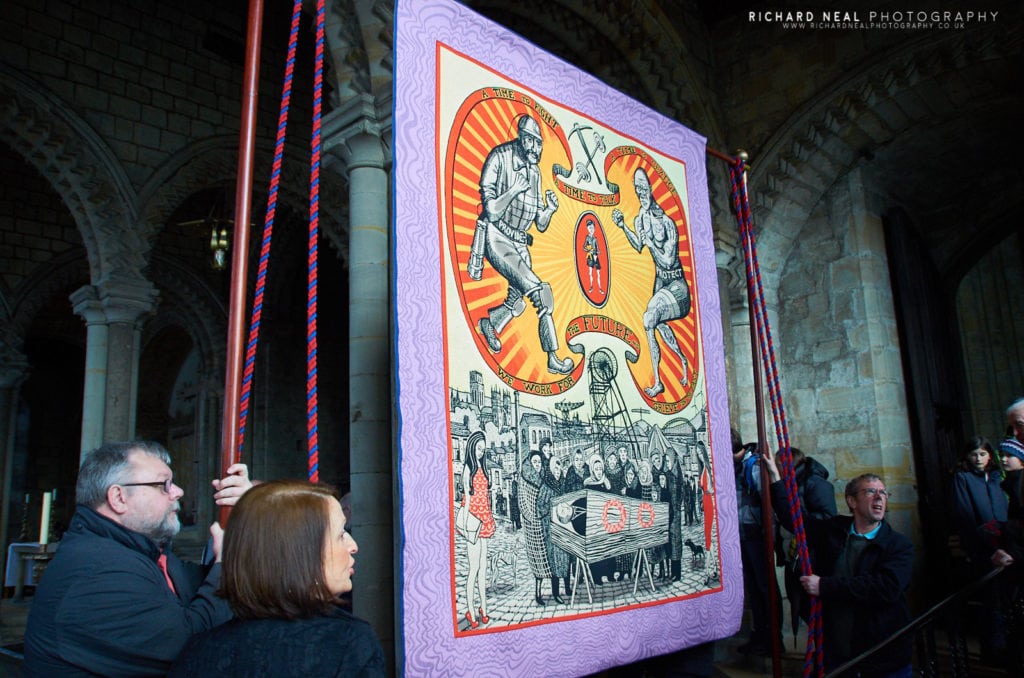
[763,449,914,677]
[24,440,252,676]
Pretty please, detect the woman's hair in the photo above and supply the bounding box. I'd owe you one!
[221,479,341,620]
[464,431,490,495]
[959,435,998,472]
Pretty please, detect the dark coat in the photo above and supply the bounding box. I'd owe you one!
[770,481,914,673]
[775,457,837,634]
[168,605,386,677]
[735,446,765,536]
[952,469,1009,558]
[776,456,837,558]
[563,465,587,493]
[797,457,838,520]
[23,505,233,677]
[1003,469,1024,521]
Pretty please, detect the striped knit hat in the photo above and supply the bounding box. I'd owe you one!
[998,437,1024,462]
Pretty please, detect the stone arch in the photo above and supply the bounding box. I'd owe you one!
[325,0,394,104]
[145,254,228,381]
[9,250,91,343]
[748,24,1022,281]
[138,136,348,266]
[0,64,143,285]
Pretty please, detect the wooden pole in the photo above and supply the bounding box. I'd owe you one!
[736,155,783,677]
[219,0,264,525]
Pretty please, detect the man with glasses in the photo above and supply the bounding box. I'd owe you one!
[763,450,914,677]
[24,440,252,676]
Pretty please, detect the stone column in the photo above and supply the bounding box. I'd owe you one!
[96,278,158,443]
[0,360,29,579]
[829,168,916,533]
[324,95,394,662]
[71,286,109,458]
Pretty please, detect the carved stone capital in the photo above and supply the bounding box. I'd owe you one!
[70,285,106,325]
[322,93,391,170]
[95,276,160,326]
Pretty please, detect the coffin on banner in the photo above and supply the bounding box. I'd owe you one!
[551,491,669,562]
[394,0,741,674]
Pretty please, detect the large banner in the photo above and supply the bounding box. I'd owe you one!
[394,1,740,674]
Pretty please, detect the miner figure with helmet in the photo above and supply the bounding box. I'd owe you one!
[471,114,574,375]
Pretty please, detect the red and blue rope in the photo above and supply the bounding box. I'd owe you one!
[729,158,824,677]
[236,0,303,463]
[306,0,325,482]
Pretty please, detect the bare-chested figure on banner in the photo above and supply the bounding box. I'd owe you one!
[612,167,690,397]
[471,114,574,375]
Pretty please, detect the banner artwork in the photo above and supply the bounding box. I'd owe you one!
[395,1,741,675]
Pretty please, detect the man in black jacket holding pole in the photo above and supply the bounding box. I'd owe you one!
[763,446,914,677]
[24,440,251,676]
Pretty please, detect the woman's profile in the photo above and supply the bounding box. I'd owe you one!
[461,430,496,627]
[169,480,385,676]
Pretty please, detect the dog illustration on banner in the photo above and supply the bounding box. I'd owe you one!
[444,84,715,634]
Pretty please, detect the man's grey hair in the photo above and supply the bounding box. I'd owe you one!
[1006,398,1024,418]
[844,473,884,501]
[76,441,171,509]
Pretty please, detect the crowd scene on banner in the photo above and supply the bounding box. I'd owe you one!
[14,396,1024,676]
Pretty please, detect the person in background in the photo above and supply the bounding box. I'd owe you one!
[622,463,641,499]
[584,453,615,584]
[990,437,1024,674]
[1007,397,1024,444]
[605,448,625,495]
[564,448,588,493]
[774,446,836,642]
[520,449,553,606]
[536,455,570,604]
[24,441,252,676]
[168,480,385,676]
[663,448,683,582]
[583,453,611,492]
[732,428,781,656]
[952,435,1009,664]
[952,436,1008,563]
[999,437,1024,472]
[998,437,1024,519]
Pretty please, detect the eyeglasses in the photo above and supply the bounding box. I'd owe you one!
[121,478,174,494]
[858,488,890,498]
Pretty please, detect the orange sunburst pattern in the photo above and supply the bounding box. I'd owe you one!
[444,88,582,392]
[443,86,700,408]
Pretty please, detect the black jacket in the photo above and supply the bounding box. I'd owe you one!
[796,457,838,520]
[776,457,837,561]
[168,605,386,677]
[23,505,233,677]
[952,468,1008,558]
[770,480,914,673]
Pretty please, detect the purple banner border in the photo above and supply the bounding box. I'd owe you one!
[392,1,741,675]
